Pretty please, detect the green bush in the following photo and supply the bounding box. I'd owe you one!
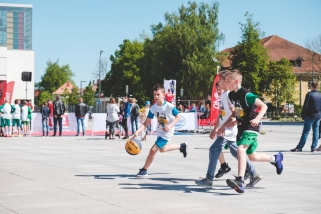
[294,104,302,117]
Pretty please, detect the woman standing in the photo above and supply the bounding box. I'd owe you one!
[130,98,139,134]
[106,98,119,139]
[139,101,150,141]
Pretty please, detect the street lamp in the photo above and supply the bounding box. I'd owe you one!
[80,80,86,96]
[99,50,104,112]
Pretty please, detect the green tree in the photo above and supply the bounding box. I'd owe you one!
[68,87,79,106]
[231,12,269,95]
[60,88,70,106]
[37,91,53,106]
[265,58,297,115]
[102,39,147,104]
[82,82,96,106]
[37,60,75,93]
[140,1,224,99]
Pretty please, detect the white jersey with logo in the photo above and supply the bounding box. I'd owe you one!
[12,104,21,119]
[147,101,179,141]
[219,91,238,141]
[21,106,30,121]
[2,103,12,119]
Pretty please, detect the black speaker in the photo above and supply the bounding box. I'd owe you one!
[21,71,32,82]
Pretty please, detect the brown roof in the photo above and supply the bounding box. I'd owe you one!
[52,82,75,95]
[221,35,321,75]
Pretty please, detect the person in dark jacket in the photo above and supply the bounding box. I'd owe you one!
[41,102,50,137]
[291,82,321,152]
[53,95,66,137]
[75,98,88,136]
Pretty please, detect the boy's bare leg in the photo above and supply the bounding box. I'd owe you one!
[248,152,271,162]
[160,144,180,152]
[218,152,225,164]
[143,144,159,169]
[237,145,248,177]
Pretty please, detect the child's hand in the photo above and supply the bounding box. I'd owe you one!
[250,118,260,127]
[217,127,225,136]
[131,132,137,139]
[209,129,218,139]
[163,125,172,132]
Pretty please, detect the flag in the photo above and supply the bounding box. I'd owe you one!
[0,81,15,103]
[210,74,220,125]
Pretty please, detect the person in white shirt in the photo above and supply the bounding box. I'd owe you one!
[21,101,31,136]
[11,99,21,137]
[106,97,119,139]
[0,98,15,137]
[132,84,188,177]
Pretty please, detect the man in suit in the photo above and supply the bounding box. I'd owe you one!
[53,95,66,137]
[291,82,321,152]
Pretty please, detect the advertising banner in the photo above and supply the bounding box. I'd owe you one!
[210,74,220,125]
[151,112,198,131]
[164,79,176,104]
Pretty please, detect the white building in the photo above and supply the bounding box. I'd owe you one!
[0,3,34,105]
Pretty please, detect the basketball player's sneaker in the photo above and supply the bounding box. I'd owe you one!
[180,142,188,158]
[246,174,263,187]
[215,164,231,178]
[270,152,283,175]
[226,176,244,193]
[195,177,213,189]
[136,168,148,177]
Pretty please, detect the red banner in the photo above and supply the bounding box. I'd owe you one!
[0,81,15,104]
[210,74,220,125]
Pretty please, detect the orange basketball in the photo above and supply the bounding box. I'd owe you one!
[125,139,142,155]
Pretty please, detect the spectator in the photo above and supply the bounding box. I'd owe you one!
[183,104,189,112]
[106,97,119,139]
[189,103,197,112]
[41,102,50,137]
[177,104,183,113]
[11,99,21,137]
[21,101,31,136]
[199,101,205,113]
[291,82,321,152]
[27,100,33,111]
[205,95,211,108]
[130,98,139,134]
[122,96,131,139]
[52,95,66,137]
[200,104,210,119]
[0,98,15,137]
[165,89,174,103]
[139,101,150,141]
[75,97,88,136]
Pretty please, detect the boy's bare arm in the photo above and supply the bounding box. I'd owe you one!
[209,114,221,139]
[131,118,151,139]
[250,98,267,127]
[217,110,236,135]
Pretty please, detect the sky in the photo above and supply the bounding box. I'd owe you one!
[3,0,321,89]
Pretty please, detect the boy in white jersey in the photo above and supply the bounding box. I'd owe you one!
[132,84,188,177]
[11,99,21,137]
[0,98,15,137]
[195,70,262,188]
[21,101,32,136]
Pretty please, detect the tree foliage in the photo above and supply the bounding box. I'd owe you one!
[304,34,321,72]
[265,59,297,108]
[82,82,96,106]
[37,91,53,106]
[68,87,80,106]
[230,12,269,95]
[37,60,75,93]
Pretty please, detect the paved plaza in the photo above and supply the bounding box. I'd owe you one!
[0,122,321,214]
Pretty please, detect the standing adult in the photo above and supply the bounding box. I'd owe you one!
[75,97,88,136]
[106,97,119,139]
[205,95,211,108]
[53,95,66,137]
[130,98,139,134]
[122,96,131,139]
[165,89,174,104]
[41,102,50,137]
[291,82,321,152]
[12,99,21,137]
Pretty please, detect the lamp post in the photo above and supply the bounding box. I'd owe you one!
[80,81,86,96]
[98,50,103,112]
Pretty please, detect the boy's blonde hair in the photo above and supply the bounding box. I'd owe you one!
[219,70,231,80]
[228,69,242,83]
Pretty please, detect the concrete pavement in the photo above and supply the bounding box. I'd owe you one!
[0,123,321,214]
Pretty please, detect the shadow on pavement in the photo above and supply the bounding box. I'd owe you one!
[262,122,303,126]
[75,173,170,180]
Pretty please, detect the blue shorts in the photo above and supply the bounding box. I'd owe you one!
[155,137,168,149]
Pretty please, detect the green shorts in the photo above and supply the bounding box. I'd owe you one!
[237,132,258,155]
[3,118,10,127]
[0,117,4,127]
[12,119,21,127]
[22,121,30,125]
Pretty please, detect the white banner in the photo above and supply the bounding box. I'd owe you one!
[31,113,89,133]
[151,112,198,131]
[164,79,176,104]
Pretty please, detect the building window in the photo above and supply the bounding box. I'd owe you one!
[294,59,302,67]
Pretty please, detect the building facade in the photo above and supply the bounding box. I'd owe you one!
[0,3,34,104]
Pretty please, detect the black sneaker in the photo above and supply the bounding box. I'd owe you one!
[244,171,250,180]
[179,142,188,158]
[290,147,302,152]
[136,168,148,177]
[226,176,244,193]
[311,148,316,152]
[215,164,231,178]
